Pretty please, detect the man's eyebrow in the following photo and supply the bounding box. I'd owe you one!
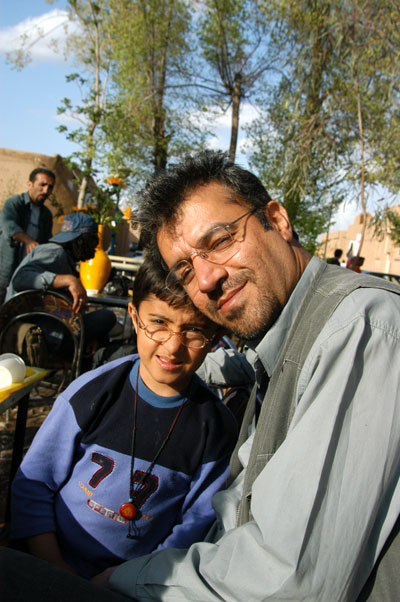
[167,222,227,269]
[193,221,230,248]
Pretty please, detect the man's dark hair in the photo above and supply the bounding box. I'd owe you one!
[334,248,343,259]
[136,150,272,254]
[29,168,56,183]
[132,257,197,311]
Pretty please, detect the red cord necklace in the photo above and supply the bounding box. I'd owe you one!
[120,369,186,538]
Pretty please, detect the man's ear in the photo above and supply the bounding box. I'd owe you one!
[264,201,293,242]
[128,302,138,333]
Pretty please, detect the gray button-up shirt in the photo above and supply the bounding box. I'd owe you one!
[110,257,400,601]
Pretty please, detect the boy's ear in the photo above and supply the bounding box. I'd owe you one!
[128,302,138,334]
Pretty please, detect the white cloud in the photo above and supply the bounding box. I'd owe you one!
[0,9,76,64]
[53,110,82,126]
[201,102,259,164]
[331,200,360,231]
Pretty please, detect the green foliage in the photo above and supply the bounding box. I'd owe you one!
[370,207,400,248]
[247,0,400,250]
[198,0,275,160]
[105,0,202,175]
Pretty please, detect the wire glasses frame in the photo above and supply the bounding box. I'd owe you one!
[135,312,213,349]
[165,208,256,294]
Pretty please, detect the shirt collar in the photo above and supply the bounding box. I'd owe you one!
[251,256,322,385]
[23,192,32,206]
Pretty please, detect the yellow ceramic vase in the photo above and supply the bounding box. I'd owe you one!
[80,224,112,295]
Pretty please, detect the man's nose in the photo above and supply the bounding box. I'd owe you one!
[192,256,228,293]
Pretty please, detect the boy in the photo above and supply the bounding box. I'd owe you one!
[11,262,238,579]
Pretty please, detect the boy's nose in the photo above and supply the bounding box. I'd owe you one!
[162,331,185,354]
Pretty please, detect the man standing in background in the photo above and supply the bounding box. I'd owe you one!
[0,168,55,304]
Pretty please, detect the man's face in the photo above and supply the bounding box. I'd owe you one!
[157,182,309,340]
[27,173,55,206]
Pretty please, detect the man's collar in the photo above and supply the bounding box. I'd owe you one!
[23,192,32,205]
[251,257,322,385]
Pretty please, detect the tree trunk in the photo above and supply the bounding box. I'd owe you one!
[229,73,242,162]
[356,75,367,256]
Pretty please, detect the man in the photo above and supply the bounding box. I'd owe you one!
[327,248,343,266]
[7,212,116,355]
[0,168,55,303]
[94,150,400,601]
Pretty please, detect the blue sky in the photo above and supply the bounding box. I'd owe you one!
[0,0,79,157]
[0,0,247,161]
[0,0,359,229]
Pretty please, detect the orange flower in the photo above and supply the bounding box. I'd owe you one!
[123,207,132,220]
[107,176,125,188]
[58,215,65,223]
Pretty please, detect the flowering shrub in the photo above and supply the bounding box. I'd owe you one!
[60,177,128,228]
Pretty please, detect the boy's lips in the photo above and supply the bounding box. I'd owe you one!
[156,355,183,371]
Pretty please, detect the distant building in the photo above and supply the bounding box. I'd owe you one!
[319,209,400,276]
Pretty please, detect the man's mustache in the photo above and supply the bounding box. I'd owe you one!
[207,270,253,303]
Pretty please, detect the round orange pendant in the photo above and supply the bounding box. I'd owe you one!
[120,501,137,520]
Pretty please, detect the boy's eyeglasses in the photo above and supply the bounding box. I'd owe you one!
[136,313,212,349]
[165,208,256,295]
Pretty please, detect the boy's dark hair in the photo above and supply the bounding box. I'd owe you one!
[29,168,56,183]
[334,248,343,259]
[132,257,197,311]
[136,150,272,256]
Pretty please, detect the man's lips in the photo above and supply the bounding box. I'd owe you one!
[217,282,246,311]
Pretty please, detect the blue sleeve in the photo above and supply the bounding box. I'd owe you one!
[155,453,231,550]
[11,246,70,292]
[11,392,82,540]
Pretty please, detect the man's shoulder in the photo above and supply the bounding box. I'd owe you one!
[2,193,27,210]
[30,241,63,255]
[20,242,66,267]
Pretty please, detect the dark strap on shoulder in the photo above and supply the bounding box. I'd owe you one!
[233,262,400,525]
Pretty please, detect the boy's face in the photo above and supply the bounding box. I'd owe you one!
[128,294,217,396]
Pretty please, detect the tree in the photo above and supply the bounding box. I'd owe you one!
[56,0,115,207]
[370,206,400,248]
[105,0,205,177]
[248,1,344,251]
[330,0,400,255]
[247,0,400,252]
[198,0,276,161]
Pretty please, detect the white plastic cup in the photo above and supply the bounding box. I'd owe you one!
[0,353,26,387]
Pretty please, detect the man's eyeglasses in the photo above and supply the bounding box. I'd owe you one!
[165,208,256,294]
[136,312,213,349]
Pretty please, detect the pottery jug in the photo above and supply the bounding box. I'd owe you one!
[80,224,112,295]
